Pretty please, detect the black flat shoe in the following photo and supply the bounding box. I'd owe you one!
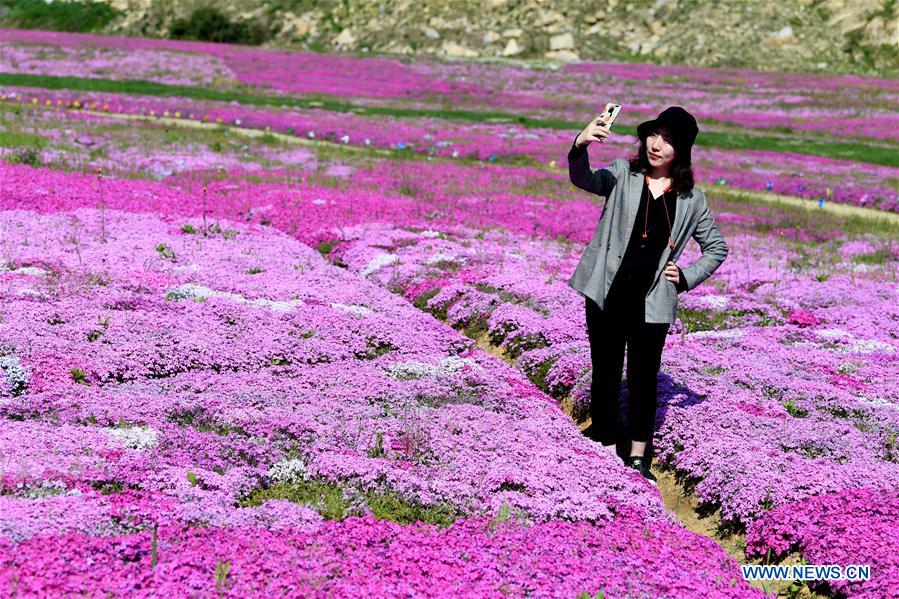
[626,456,658,486]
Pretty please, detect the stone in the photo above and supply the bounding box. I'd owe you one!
[549,32,575,50]
[537,10,564,27]
[442,41,480,57]
[502,38,522,56]
[292,17,314,36]
[775,26,793,39]
[424,26,440,39]
[585,10,606,24]
[544,49,579,62]
[483,31,501,44]
[335,28,355,47]
[502,28,523,38]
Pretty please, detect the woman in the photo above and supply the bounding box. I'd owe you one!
[566,106,728,485]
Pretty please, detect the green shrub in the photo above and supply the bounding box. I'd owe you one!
[169,7,268,46]
[239,479,461,527]
[0,0,120,32]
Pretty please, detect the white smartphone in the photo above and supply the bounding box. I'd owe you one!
[600,103,622,128]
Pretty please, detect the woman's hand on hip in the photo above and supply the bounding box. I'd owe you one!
[575,116,611,148]
[663,261,680,284]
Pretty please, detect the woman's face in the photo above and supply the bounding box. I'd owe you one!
[645,127,676,172]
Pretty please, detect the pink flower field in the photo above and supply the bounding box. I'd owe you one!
[1,27,898,598]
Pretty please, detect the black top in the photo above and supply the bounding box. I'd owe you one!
[611,179,684,297]
[569,138,689,313]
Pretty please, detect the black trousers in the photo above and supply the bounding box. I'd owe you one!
[585,281,669,447]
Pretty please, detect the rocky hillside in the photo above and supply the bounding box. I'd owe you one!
[24,0,899,75]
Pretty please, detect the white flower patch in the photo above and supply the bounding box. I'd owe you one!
[425,252,464,266]
[387,361,439,380]
[840,340,895,354]
[13,479,81,500]
[438,356,480,373]
[697,295,729,309]
[687,329,744,340]
[165,284,302,312]
[420,230,442,238]
[103,426,159,450]
[385,356,480,380]
[268,459,310,484]
[815,328,853,340]
[330,303,372,316]
[0,356,28,395]
[361,253,399,277]
[856,395,895,409]
[11,266,49,276]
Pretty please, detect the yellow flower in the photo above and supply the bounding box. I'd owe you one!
[163,110,170,117]
[174,111,181,118]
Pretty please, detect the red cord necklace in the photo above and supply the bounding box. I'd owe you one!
[642,174,675,249]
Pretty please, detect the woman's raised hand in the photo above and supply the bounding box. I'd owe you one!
[575,116,612,149]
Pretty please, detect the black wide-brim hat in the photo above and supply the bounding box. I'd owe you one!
[637,106,699,164]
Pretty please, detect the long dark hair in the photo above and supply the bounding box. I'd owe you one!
[628,136,695,194]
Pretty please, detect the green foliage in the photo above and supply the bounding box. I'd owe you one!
[884,431,898,463]
[86,315,110,342]
[187,471,200,487]
[412,288,440,311]
[155,242,175,261]
[0,0,120,32]
[270,354,291,366]
[214,559,232,595]
[315,240,337,256]
[504,333,549,360]
[245,266,266,274]
[783,399,808,418]
[367,431,386,458]
[169,7,268,46]
[240,479,461,527]
[89,480,124,495]
[528,356,558,394]
[853,247,896,265]
[462,313,490,339]
[6,146,42,167]
[356,337,396,360]
[70,368,89,385]
[181,224,197,234]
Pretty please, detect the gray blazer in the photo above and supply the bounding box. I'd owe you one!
[567,151,729,324]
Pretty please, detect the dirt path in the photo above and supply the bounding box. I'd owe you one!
[469,331,825,597]
[707,184,899,225]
